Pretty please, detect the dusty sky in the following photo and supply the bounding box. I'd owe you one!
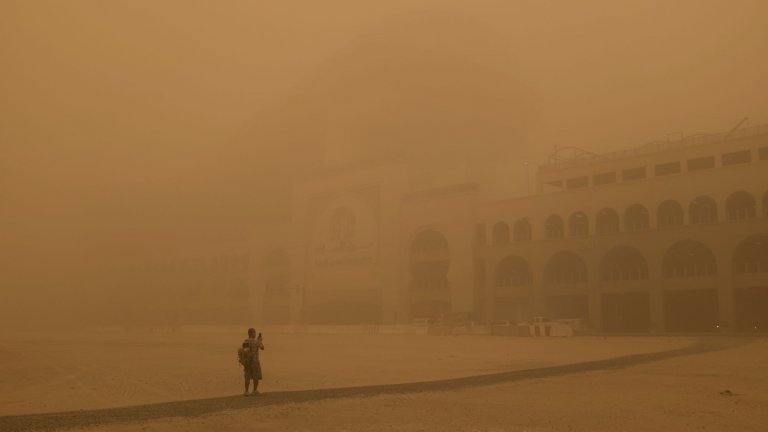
[1,0,767,319]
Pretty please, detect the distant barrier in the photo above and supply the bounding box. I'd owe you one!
[259,323,493,335]
[104,322,577,336]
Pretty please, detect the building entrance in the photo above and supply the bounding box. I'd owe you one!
[409,230,451,320]
[734,286,768,332]
[663,289,719,332]
[547,294,588,321]
[494,298,529,322]
[306,302,382,324]
[602,292,650,332]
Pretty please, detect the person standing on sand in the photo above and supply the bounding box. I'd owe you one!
[242,328,265,396]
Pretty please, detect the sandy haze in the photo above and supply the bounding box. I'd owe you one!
[2,0,768,323]
[2,1,768,431]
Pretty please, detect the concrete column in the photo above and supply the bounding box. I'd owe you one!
[484,256,495,322]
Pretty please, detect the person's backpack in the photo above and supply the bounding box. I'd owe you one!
[238,344,252,366]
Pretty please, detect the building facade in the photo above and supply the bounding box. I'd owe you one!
[253,125,768,332]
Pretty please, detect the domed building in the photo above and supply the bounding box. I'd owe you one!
[128,12,768,333]
[254,115,768,332]
[250,11,538,325]
[253,10,537,199]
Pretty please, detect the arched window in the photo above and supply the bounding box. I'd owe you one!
[625,204,649,231]
[596,208,620,234]
[544,251,588,284]
[545,215,564,239]
[726,191,756,220]
[689,196,717,224]
[662,240,717,277]
[495,255,532,287]
[600,246,648,281]
[733,234,768,274]
[513,218,532,242]
[657,200,684,228]
[568,212,589,237]
[492,222,510,245]
[411,230,449,254]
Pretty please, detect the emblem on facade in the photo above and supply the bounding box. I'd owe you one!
[313,201,377,267]
[329,206,355,249]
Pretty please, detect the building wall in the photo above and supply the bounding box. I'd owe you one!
[287,161,409,324]
[251,129,768,332]
[400,183,480,322]
[477,131,768,332]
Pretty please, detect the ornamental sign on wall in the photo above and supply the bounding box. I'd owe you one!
[312,193,378,268]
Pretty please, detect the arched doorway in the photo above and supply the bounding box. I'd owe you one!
[601,246,648,281]
[494,255,532,321]
[544,251,589,322]
[733,234,768,331]
[663,240,717,277]
[495,255,532,287]
[600,246,650,332]
[689,196,717,224]
[568,211,589,237]
[545,251,588,284]
[662,240,718,332]
[409,229,451,319]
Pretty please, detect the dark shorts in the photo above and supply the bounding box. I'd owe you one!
[244,360,262,381]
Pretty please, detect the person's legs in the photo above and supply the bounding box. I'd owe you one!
[251,361,262,395]
[244,367,252,396]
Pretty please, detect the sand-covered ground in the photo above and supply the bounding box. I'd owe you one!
[0,328,692,416]
[2,329,766,431]
[75,337,765,432]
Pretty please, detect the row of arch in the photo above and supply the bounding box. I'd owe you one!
[490,190,768,244]
[495,234,767,287]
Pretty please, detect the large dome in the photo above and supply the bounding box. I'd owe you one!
[253,10,538,192]
[315,11,537,167]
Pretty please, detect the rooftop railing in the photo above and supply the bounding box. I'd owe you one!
[539,123,768,172]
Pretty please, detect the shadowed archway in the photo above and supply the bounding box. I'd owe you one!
[409,229,451,319]
[689,196,717,224]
